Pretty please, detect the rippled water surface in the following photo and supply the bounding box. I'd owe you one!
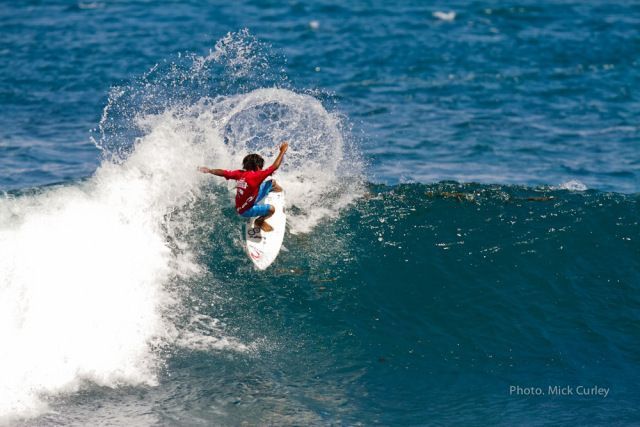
[2,0,639,192]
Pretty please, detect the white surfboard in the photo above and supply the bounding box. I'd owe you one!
[245,189,286,270]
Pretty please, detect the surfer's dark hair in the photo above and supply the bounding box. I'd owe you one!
[242,153,264,171]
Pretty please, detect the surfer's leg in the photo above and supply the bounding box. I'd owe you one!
[254,205,275,232]
[255,180,273,204]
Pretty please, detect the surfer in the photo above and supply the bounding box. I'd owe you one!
[199,142,288,232]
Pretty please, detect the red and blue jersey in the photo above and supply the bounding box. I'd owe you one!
[222,165,276,214]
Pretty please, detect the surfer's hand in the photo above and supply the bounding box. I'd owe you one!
[198,167,210,173]
[279,142,288,153]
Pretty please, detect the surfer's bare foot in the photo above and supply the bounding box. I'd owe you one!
[272,180,283,192]
[255,218,273,232]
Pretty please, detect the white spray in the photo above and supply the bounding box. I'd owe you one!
[0,31,363,421]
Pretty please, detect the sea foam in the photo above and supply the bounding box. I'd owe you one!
[0,31,362,420]
[0,89,359,421]
[0,114,207,420]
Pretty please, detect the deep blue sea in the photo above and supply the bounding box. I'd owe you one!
[1,1,639,425]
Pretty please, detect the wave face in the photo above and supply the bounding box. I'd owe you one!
[194,183,639,425]
[2,180,638,425]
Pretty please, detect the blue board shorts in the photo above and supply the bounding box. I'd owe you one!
[240,180,273,218]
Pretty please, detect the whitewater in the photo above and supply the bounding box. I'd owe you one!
[0,35,363,420]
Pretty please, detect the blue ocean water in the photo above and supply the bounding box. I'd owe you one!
[1,1,639,425]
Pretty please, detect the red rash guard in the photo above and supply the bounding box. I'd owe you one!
[222,165,276,214]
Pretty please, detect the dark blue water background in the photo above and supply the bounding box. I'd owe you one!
[2,0,639,192]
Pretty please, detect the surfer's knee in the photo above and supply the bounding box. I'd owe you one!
[268,204,275,214]
[272,180,283,192]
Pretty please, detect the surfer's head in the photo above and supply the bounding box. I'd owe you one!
[242,154,264,171]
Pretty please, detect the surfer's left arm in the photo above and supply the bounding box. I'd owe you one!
[198,167,225,176]
[199,167,245,181]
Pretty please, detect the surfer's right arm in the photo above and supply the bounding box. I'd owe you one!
[198,167,226,176]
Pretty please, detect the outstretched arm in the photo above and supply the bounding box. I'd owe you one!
[269,142,289,170]
[198,167,225,177]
